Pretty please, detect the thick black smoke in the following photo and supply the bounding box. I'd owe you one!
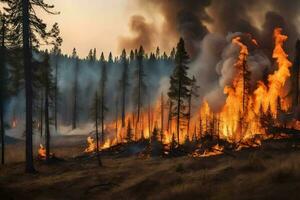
[122,0,300,58]
[120,0,212,57]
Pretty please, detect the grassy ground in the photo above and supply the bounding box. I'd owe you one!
[1,137,300,200]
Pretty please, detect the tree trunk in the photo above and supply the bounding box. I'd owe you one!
[160,93,164,142]
[72,59,78,129]
[121,80,126,128]
[187,93,191,138]
[167,101,172,134]
[0,17,6,165]
[101,94,104,143]
[40,92,43,137]
[95,93,102,166]
[115,99,118,144]
[0,105,4,165]
[44,87,50,162]
[54,57,58,131]
[176,78,182,145]
[22,0,35,173]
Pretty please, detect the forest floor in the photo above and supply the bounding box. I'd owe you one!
[1,136,300,200]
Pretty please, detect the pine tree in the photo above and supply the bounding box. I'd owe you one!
[99,52,107,143]
[72,48,79,130]
[91,91,102,166]
[119,49,129,127]
[133,46,147,124]
[49,23,62,132]
[168,38,192,145]
[40,51,55,162]
[170,48,176,60]
[2,0,59,173]
[155,47,160,59]
[0,13,9,165]
[108,52,113,65]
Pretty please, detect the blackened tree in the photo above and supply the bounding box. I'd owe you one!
[99,52,107,143]
[168,38,191,145]
[119,49,129,127]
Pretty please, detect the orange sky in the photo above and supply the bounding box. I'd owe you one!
[41,0,143,58]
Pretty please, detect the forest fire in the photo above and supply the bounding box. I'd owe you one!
[84,27,296,157]
[38,144,46,159]
[84,136,115,153]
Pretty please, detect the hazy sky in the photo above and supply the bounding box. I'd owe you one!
[42,0,140,58]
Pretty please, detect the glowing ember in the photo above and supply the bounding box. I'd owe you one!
[192,144,224,158]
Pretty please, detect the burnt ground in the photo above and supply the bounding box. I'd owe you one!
[1,137,300,200]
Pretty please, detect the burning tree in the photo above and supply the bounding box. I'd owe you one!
[91,91,103,166]
[133,46,147,138]
[168,38,192,145]
[40,51,55,162]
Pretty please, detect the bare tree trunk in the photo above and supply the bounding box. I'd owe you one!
[101,93,104,143]
[40,92,43,137]
[44,87,50,162]
[0,105,4,165]
[148,102,151,138]
[167,100,172,134]
[115,99,118,144]
[54,58,58,131]
[0,18,6,165]
[72,59,78,130]
[95,92,102,166]
[187,93,192,138]
[176,79,182,145]
[23,0,35,173]
[121,80,126,128]
[160,93,164,142]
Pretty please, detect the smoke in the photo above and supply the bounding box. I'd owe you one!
[118,15,157,52]
[119,0,212,56]
[120,0,300,59]
[190,32,271,112]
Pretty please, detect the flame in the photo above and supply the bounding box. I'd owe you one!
[254,28,292,115]
[38,144,46,158]
[192,144,224,158]
[84,136,96,153]
[84,136,117,153]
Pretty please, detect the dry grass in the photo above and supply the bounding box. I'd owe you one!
[2,138,300,199]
